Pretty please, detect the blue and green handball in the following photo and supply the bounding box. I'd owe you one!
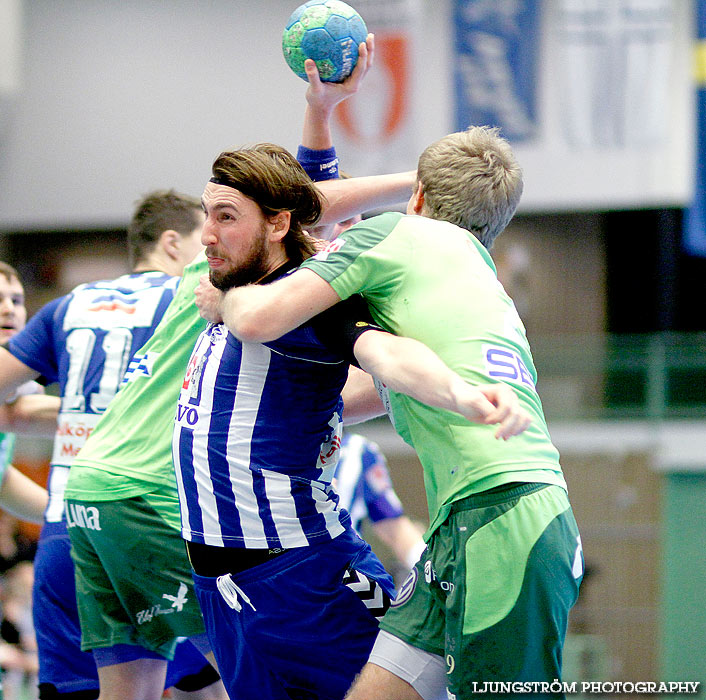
[282,0,368,83]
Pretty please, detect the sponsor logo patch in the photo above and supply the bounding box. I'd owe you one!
[163,582,189,612]
[136,583,190,625]
[87,300,137,315]
[312,237,346,261]
[65,503,102,531]
[343,568,391,619]
[483,344,536,389]
[391,566,418,608]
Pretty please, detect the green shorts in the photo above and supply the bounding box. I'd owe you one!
[379,483,583,697]
[67,495,206,659]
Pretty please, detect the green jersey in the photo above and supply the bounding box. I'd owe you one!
[64,252,208,526]
[301,212,566,536]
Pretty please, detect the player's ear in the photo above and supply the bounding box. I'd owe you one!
[269,212,291,242]
[409,182,425,215]
[160,230,181,260]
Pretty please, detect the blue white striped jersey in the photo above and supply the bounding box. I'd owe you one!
[8,271,179,521]
[173,318,353,550]
[334,433,405,534]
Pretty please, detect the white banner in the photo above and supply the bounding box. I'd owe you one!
[513,0,692,210]
[554,0,673,148]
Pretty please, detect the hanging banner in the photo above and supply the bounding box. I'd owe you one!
[683,0,706,256]
[452,0,540,141]
[554,0,673,149]
[332,0,421,176]
[514,0,690,210]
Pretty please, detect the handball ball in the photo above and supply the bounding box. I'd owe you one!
[282,0,368,83]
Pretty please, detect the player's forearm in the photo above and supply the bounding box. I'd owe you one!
[220,269,339,343]
[221,283,318,344]
[301,104,335,151]
[354,332,532,439]
[220,285,276,342]
[1,395,60,436]
[0,349,41,406]
[0,466,48,524]
[353,332,463,415]
[315,171,416,226]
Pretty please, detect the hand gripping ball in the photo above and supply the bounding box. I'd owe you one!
[282,0,368,83]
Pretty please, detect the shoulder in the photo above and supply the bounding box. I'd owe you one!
[18,294,68,332]
[306,212,406,263]
[339,211,407,248]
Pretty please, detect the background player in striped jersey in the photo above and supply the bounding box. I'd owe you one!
[210,126,584,699]
[334,433,425,579]
[0,195,227,700]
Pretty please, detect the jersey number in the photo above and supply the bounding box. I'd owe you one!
[62,328,133,413]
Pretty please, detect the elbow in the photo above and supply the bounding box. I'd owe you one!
[0,406,19,432]
[220,287,283,343]
[225,316,269,343]
[222,309,277,343]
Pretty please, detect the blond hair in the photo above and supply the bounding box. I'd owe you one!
[417,126,523,248]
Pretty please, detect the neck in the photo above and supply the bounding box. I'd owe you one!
[132,263,159,273]
[133,253,176,276]
[251,255,290,286]
[265,249,289,276]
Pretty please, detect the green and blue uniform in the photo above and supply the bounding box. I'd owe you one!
[301,212,583,695]
[65,255,209,655]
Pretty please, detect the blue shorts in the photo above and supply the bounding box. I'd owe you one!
[192,527,395,700]
[33,522,100,694]
[33,521,216,696]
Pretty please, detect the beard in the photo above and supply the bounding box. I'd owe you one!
[209,226,271,291]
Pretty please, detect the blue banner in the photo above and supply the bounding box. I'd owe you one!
[453,0,540,141]
[683,1,706,256]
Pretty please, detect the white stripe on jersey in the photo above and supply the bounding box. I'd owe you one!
[173,446,194,541]
[173,332,210,544]
[193,334,231,546]
[313,484,346,541]
[262,469,309,547]
[223,342,270,546]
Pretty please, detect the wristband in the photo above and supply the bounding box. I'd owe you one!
[297,145,339,182]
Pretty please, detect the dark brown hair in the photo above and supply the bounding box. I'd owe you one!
[212,143,322,263]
